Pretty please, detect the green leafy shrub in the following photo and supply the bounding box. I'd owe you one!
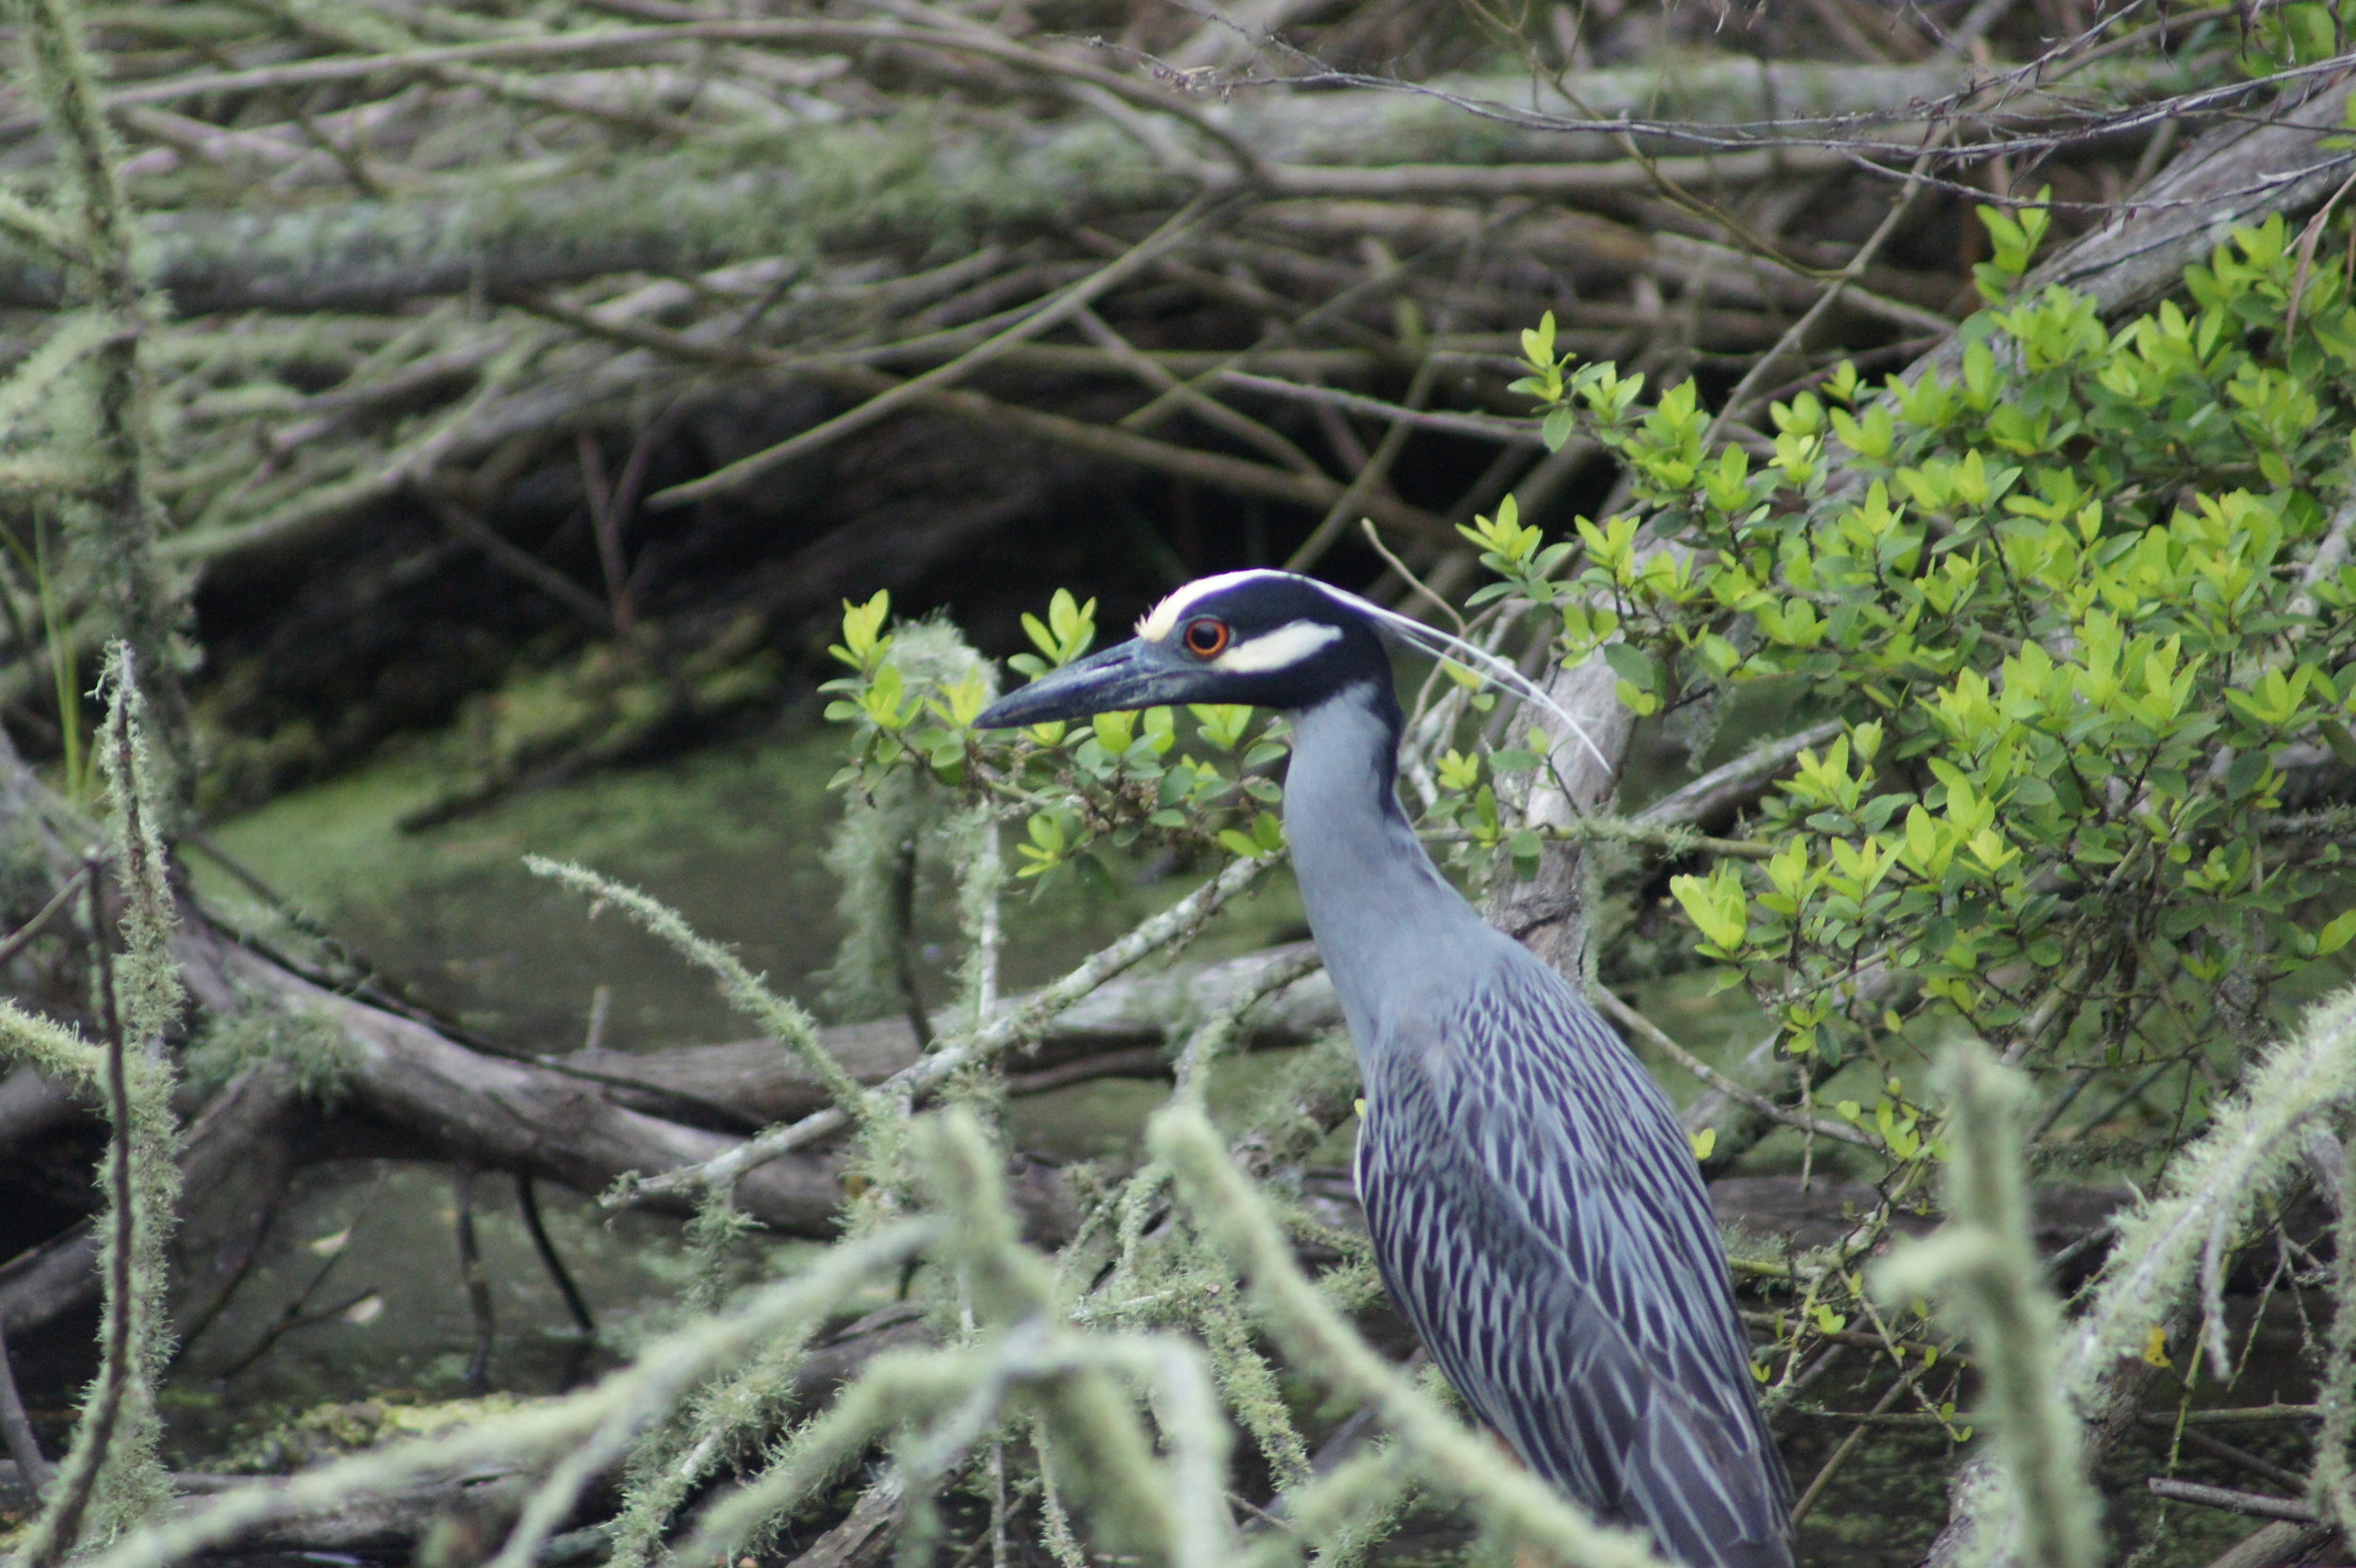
[1499,211,2356,1114]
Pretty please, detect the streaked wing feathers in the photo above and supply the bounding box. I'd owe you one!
[1355,959,1792,1568]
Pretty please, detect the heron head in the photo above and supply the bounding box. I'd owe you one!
[973,570,1389,728]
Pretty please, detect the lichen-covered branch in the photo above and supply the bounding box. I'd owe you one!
[6,0,190,792]
[617,850,1274,1203]
[1873,1046,2101,1568]
[1924,984,2356,1567]
[6,652,185,1564]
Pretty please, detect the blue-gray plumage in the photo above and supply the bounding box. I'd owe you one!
[977,570,1792,1568]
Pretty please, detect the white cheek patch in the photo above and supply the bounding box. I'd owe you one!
[1137,568,1288,641]
[1212,619,1343,673]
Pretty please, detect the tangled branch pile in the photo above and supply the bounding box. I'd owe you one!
[0,0,2326,811]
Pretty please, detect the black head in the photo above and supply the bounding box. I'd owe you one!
[974,570,1396,729]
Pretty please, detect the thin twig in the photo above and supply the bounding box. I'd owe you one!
[575,433,635,636]
[1788,1370,1914,1526]
[1804,1403,2322,1428]
[1222,371,1543,444]
[1073,306,1327,477]
[515,1175,598,1341]
[423,490,618,634]
[2172,1426,2309,1494]
[212,1289,382,1380]
[1707,122,1954,444]
[1356,516,1467,633]
[455,1168,497,1394]
[614,852,1276,1202]
[1419,820,1776,859]
[1285,354,1436,571]
[649,195,1229,508]
[1595,988,1880,1151]
[1633,721,1845,829]
[2147,1477,2315,1522]
[1104,214,1504,441]
[1268,146,1853,198]
[510,291,1452,539]
[22,867,136,1568]
[0,865,90,971]
[1002,1045,1173,1097]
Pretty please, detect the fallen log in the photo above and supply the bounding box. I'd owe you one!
[0,60,2050,314]
[0,907,1115,1336]
[2,738,1285,1334]
[558,942,1335,1127]
[0,1301,930,1549]
[0,1460,532,1552]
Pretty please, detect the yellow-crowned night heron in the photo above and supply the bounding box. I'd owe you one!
[976,570,1792,1568]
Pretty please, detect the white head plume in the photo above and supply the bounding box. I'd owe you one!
[1137,569,1612,773]
[1310,580,1614,774]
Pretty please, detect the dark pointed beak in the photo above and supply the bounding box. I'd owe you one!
[975,639,1186,728]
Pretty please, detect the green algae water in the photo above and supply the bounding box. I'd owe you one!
[193,719,1307,1052]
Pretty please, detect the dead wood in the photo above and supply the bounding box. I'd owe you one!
[0,1300,924,1551]
[0,894,1096,1339]
[399,443,1101,826]
[0,1060,305,1341]
[2,874,2200,1349]
[0,1461,532,1552]
[778,1478,900,1568]
[0,1307,940,1556]
[188,931,857,1232]
[1706,1177,2128,1260]
[0,62,2020,315]
[0,733,841,1333]
[2194,1520,2345,1568]
[0,701,1295,1333]
[559,941,1335,1126]
[1905,69,2356,394]
[2041,70,2356,311]
[0,730,315,1348]
[2148,1477,2317,1523]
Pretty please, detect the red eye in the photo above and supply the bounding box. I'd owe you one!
[1183,618,1231,658]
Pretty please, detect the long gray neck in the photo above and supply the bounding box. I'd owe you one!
[1282,682,1494,1044]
